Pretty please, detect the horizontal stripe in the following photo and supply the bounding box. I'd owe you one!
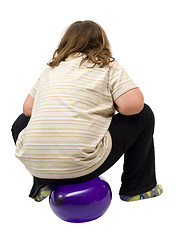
[15,55,137,179]
[28,118,107,127]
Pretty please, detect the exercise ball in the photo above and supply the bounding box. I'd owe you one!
[49,176,112,223]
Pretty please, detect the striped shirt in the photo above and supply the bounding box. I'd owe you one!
[15,53,138,179]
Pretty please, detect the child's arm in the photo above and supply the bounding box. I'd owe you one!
[114,88,144,115]
[23,94,34,117]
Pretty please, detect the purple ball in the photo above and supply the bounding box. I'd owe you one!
[49,176,112,223]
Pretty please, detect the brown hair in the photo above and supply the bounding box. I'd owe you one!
[47,20,115,68]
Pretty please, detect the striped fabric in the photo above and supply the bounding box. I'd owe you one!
[15,53,138,179]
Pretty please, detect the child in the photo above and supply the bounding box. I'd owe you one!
[11,20,163,202]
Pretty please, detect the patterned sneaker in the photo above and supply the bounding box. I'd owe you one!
[34,185,54,202]
[120,184,163,202]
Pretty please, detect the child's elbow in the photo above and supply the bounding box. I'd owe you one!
[121,99,144,116]
[23,106,32,117]
[23,94,34,117]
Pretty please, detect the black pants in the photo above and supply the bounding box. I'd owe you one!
[11,103,157,198]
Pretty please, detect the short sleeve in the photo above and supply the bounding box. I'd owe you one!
[108,61,138,102]
[29,78,40,99]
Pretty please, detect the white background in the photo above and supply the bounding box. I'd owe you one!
[1,0,175,239]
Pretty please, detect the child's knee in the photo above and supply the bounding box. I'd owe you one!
[143,104,155,119]
[142,103,155,130]
[11,113,30,144]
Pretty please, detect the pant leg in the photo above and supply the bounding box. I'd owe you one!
[118,103,157,196]
[11,113,30,144]
[66,103,157,196]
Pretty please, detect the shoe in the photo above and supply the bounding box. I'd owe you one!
[120,184,163,202]
[34,185,54,202]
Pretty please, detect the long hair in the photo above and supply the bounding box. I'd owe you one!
[47,20,115,68]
